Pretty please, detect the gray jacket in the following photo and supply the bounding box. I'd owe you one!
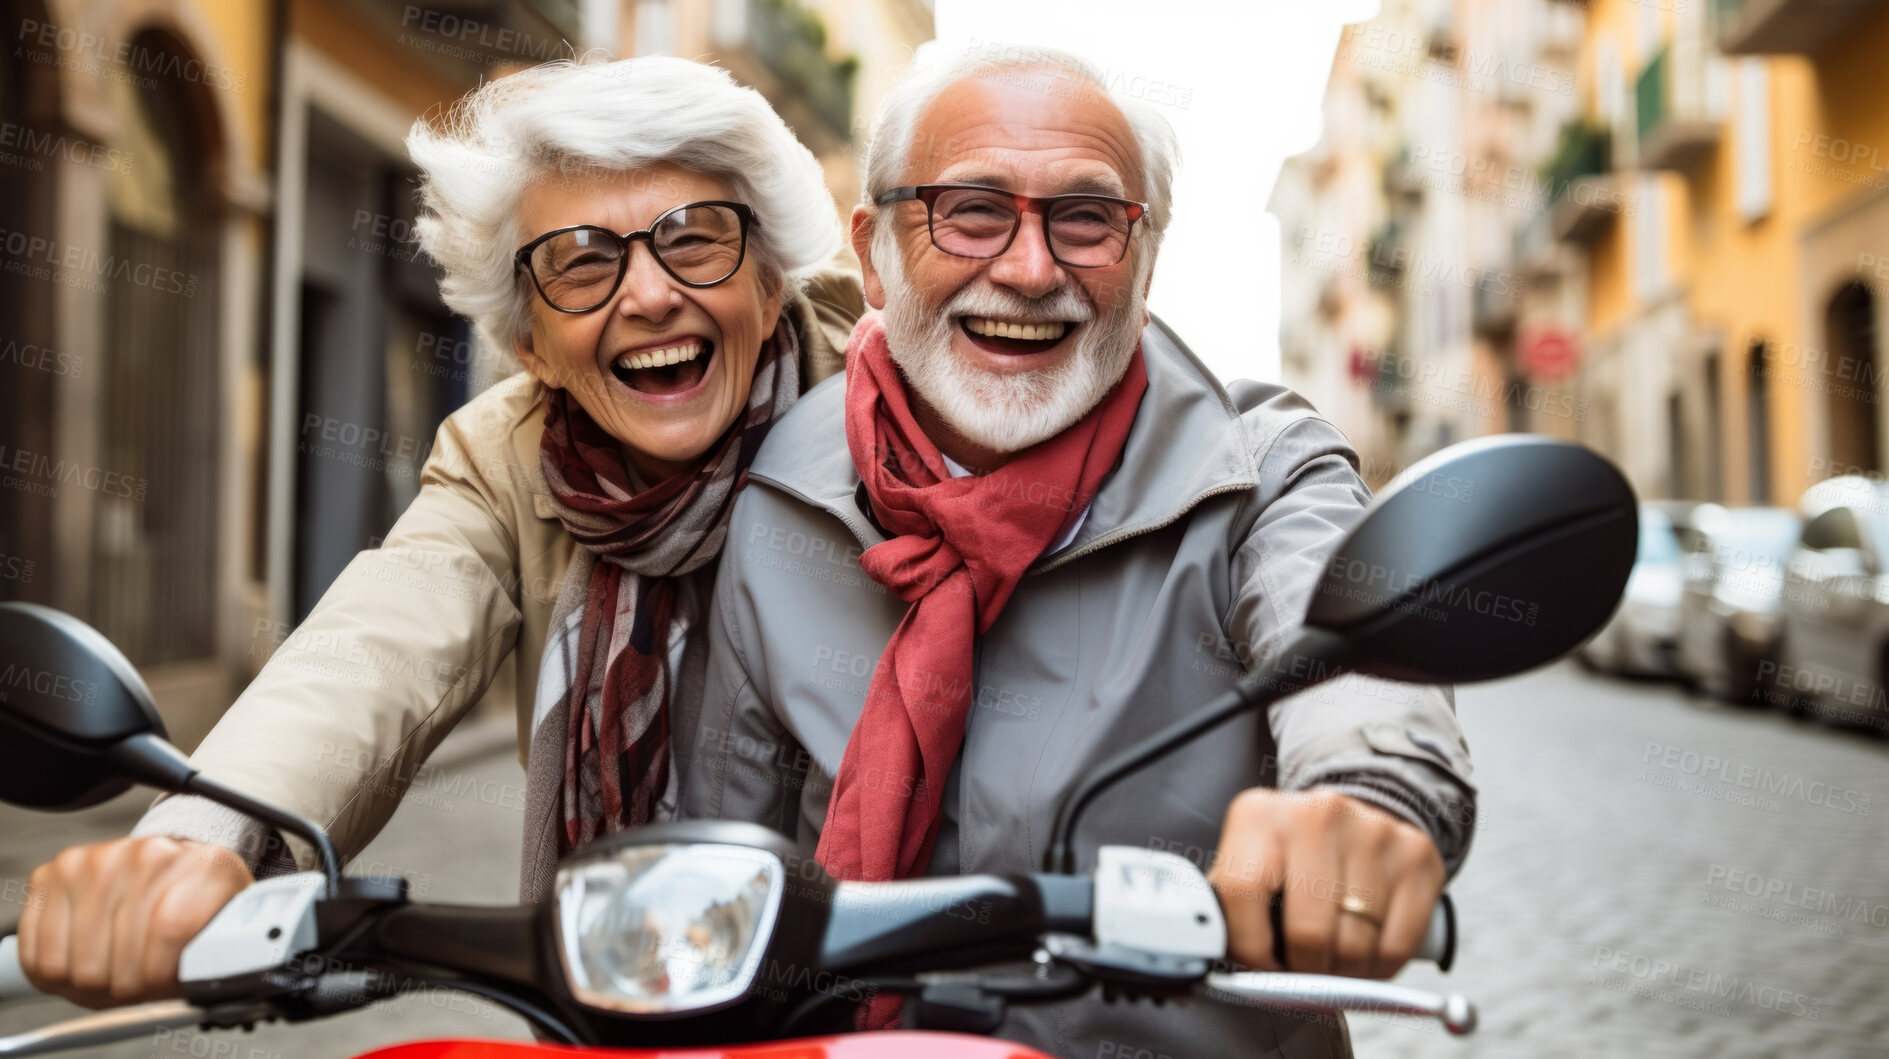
[675,317,1478,1059]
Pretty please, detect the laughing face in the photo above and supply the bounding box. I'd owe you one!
[856,73,1152,467]
[513,165,782,482]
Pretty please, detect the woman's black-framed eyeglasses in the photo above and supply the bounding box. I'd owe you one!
[874,183,1147,268]
[513,200,755,314]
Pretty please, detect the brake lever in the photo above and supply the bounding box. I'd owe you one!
[1202,971,1477,1035]
[0,1000,281,1058]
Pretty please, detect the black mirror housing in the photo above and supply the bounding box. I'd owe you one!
[0,602,170,810]
[1304,435,1639,685]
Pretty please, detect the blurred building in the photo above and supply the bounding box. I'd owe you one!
[615,0,934,214]
[0,0,930,747]
[1270,0,1585,488]
[1558,0,1889,508]
[1278,0,1889,510]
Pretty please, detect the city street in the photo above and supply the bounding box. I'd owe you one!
[3,663,1886,1058]
[1352,663,1888,1058]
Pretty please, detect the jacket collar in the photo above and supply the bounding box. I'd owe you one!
[747,314,1261,569]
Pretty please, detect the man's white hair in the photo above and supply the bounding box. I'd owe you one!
[408,55,841,356]
[859,43,1181,246]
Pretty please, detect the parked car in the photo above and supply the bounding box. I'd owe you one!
[1579,502,1695,676]
[1675,504,1802,702]
[1774,476,1889,733]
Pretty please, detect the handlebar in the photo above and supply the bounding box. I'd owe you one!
[0,868,1469,1051]
[816,875,1456,974]
[0,938,29,1004]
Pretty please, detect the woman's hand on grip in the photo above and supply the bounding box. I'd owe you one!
[17,836,253,1008]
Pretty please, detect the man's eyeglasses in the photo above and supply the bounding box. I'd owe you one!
[875,183,1148,268]
[513,200,754,314]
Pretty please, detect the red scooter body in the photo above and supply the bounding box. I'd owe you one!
[356,1035,1051,1058]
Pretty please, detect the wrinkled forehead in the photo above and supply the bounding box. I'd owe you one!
[902,71,1143,200]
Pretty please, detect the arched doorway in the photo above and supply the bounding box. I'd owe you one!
[1824,281,1880,478]
[90,28,224,665]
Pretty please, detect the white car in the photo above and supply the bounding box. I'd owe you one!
[1579,503,1689,677]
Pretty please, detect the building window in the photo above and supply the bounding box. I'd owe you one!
[1736,59,1771,224]
[1824,282,1881,477]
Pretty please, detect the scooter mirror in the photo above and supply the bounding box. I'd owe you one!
[1303,435,1638,684]
[0,602,173,810]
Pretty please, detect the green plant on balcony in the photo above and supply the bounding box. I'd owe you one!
[751,0,858,138]
[1542,118,1612,205]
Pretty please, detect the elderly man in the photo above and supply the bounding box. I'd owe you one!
[677,46,1476,1058]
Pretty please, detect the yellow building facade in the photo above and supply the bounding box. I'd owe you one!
[1565,0,1889,506]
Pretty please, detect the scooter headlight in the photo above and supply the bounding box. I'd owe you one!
[553,843,784,1015]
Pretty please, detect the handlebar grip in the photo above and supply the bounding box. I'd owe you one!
[1267,892,1456,972]
[1,934,45,1002]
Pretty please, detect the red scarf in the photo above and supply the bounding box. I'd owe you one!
[818,315,1147,885]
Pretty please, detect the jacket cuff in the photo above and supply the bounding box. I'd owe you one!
[131,795,302,879]
[1296,765,1477,879]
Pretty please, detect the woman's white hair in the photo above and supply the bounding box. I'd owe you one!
[860,43,1180,248]
[408,54,842,356]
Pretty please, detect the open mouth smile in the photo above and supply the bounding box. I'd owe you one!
[958,315,1075,356]
[609,338,716,397]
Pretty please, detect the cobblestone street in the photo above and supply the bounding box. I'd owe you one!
[1351,662,1889,1058]
[3,662,1884,1057]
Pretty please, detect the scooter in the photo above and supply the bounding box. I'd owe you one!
[0,434,1638,1058]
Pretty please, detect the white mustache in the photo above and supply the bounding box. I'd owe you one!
[943,283,1094,325]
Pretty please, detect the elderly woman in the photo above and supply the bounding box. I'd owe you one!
[16,55,862,1008]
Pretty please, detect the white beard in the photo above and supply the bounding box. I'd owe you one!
[875,229,1147,457]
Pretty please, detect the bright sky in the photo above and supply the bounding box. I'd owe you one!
[930,0,1381,384]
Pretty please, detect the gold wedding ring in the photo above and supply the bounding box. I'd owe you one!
[1338,893,1383,928]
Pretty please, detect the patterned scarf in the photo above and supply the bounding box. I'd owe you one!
[537,313,799,854]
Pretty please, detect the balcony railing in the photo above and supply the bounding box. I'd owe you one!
[1543,120,1619,244]
[1713,0,1885,56]
[1636,40,1725,171]
[748,0,857,140]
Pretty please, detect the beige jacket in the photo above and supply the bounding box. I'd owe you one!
[133,270,864,872]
